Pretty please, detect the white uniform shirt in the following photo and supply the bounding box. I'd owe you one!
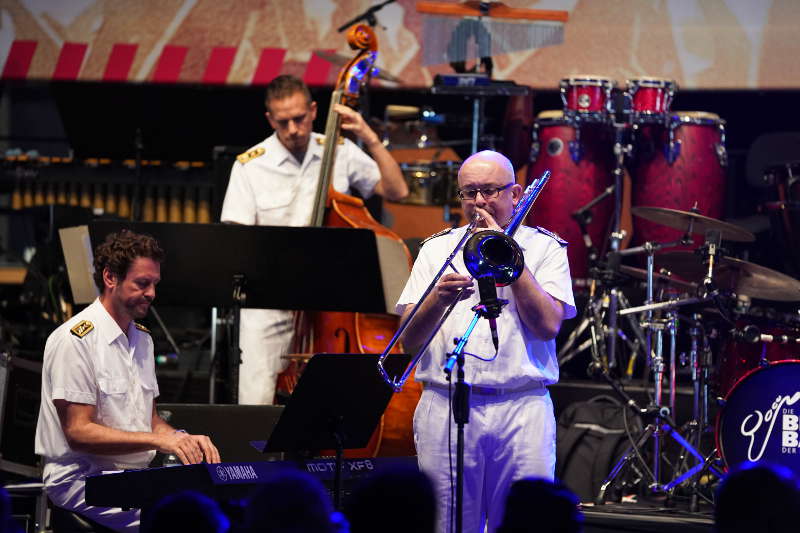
[35,299,159,494]
[220,132,380,226]
[396,225,576,388]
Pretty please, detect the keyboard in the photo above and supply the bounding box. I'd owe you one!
[85,456,417,509]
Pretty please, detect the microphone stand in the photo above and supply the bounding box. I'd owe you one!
[442,274,507,533]
[337,0,395,32]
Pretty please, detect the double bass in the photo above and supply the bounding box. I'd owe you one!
[289,25,421,457]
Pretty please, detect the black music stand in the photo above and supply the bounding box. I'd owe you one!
[261,352,411,509]
[88,222,388,402]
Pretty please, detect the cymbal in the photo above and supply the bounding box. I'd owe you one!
[657,251,800,301]
[313,51,402,83]
[619,264,698,292]
[631,207,756,242]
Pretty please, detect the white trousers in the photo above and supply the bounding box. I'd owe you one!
[48,479,139,533]
[237,309,293,405]
[414,385,556,533]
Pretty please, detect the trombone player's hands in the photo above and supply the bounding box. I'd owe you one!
[473,206,503,232]
[434,274,474,309]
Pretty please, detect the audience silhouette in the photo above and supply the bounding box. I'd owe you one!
[715,461,800,533]
[344,464,436,533]
[496,477,583,533]
[141,490,229,533]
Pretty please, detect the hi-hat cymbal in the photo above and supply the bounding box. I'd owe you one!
[631,207,756,242]
[619,265,698,292]
[313,51,402,83]
[657,251,800,301]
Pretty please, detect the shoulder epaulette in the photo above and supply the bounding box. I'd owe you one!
[315,136,345,146]
[134,322,151,334]
[70,320,94,338]
[420,227,453,247]
[236,146,265,164]
[537,226,568,246]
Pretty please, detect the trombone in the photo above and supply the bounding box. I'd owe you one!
[378,170,551,391]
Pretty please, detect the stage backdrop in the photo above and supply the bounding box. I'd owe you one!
[1,0,799,89]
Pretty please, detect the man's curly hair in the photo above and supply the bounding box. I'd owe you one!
[92,230,165,292]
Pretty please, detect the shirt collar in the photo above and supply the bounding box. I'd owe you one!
[268,132,323,168]
[88,298,131,346]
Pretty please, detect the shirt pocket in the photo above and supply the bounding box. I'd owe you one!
[98,377,128,395]
[96,377,130,429]
[255,188,294,225]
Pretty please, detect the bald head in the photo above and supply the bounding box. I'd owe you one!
[457,150,521,228]
[458,150,515,187]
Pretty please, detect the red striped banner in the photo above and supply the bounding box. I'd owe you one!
[52,42,88,80]
[202,46,237,84]
[2,40,38,80]
[252,48,287,85]
[103,43,138,81]
[303,50,335,86]
[152,45,188,83]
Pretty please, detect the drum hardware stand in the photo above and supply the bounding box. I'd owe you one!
[596,238,716,504]
[669,312,717,511]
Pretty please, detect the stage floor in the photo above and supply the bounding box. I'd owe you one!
[582,501,713,533]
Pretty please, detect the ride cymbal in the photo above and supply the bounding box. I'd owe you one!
[631,206,755,242]
[657,251,800,301]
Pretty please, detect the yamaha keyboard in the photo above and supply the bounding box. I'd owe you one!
[86,456,417,509]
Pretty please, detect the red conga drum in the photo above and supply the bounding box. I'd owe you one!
[526,110,614,282]
[631,111,728,247]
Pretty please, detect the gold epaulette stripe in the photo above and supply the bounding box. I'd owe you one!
[420,228,453,247]
[236,146,266,165]
[70,320,94,338]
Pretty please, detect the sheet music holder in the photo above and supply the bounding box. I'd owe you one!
[88,221,387,312]
[261,352,411,508]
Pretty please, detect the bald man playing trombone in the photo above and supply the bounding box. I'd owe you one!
[396,150,576,533]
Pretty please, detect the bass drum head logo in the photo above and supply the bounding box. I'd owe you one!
[719,361,800,476]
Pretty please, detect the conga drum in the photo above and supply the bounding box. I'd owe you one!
[525,110,614,282]
[631,111,727,248]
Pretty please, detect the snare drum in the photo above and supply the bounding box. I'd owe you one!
[399,161,458,205]
[717,361,800,475]
[626,77,677,123]
[560,76,616,123]
[631,111,727,248]
[526,110,614,281]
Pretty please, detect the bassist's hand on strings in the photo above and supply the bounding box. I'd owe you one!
[334,104,381,148]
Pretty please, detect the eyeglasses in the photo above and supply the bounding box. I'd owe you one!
[457,183,513,201]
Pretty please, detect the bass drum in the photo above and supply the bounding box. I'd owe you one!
[525,110,615,282]
[631,111,727,248]
[717,361,800,476]
[716,319,800,399]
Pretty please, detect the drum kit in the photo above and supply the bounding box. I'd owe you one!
[538,75,800,506]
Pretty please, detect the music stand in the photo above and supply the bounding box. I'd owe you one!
[262,352,411,508]
[87,222,389,402]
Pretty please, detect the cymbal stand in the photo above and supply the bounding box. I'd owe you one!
[604,121,633,370]
[597,240,715,503]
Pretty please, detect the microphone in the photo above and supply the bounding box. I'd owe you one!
[730,324,761,343]
[475,275,503,351]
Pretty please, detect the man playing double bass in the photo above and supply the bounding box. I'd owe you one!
[220,74,408,405]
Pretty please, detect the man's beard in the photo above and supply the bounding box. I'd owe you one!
[127,299,151,319]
